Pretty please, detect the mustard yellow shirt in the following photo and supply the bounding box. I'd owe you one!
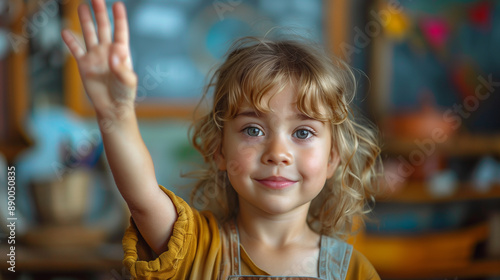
[123,186,380,280]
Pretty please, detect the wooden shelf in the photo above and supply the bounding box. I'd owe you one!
[377,182,500,203]
[0,243,123,272]
[382,134,500,157]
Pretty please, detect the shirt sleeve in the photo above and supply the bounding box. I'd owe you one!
[122,185,222,280]
[345,249,381,280]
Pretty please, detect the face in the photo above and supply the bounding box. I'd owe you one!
[216,84,340,216]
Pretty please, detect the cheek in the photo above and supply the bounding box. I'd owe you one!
[225,141,261,177]
[298,146,331,178]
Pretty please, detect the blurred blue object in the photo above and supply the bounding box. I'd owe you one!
[12,106,103,231]
[366,202,468,235]
[134,4,186,39]
[472,156,500,192]
[15,106,102,183]
[427,170,459,198]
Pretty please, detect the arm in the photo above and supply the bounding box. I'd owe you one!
[61,0,176,255]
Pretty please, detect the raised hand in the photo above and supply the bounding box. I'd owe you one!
[62,0,177,256]
[61,0,137,120]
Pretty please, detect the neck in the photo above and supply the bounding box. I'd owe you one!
[236,200,317,249]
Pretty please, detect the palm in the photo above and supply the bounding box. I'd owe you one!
[79,43,129,105]
[62,0,136,116]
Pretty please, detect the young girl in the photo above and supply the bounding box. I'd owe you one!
[62,0,382,279]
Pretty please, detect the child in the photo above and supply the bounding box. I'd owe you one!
[62,0,382,279]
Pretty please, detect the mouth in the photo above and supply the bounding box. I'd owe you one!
[255,176,297,190]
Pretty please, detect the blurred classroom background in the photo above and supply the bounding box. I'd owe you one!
[1,0,500,279]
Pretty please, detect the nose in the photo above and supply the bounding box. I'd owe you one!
[261,134,293,166]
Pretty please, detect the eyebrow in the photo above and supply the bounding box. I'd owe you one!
[235,110,318,122]
[235,111,261,118]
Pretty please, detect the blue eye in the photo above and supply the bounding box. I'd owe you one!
[245,127,263,137]
[294,129,312,139]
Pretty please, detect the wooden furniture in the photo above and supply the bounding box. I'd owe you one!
[349,134,500,279]
[350,180,500,279]
[331,0,500,278]
[0,242,123,280]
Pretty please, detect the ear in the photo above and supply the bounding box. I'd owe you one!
[326,147,340,179]
[215,148,227,171]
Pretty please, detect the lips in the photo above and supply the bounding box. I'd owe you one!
[255,176,297,190]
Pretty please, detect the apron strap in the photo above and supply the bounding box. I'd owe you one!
[218,219,241,280]
[228,219,242,275]
[318,236,353,280]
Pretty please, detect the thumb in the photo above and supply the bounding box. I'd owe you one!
[108,51,137,103]
[109,50,137,89]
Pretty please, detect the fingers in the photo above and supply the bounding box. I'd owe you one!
[61,29,85,59]
[112,2,129,46]
[73,1,129,49]
[92,0,112,44]
[78,4,98,50]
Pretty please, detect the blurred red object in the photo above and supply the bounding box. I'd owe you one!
[383,93,456,140]
[469,1,492,29]
[382,93,455,181]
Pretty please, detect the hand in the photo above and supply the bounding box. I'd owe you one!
[61,0,137,120]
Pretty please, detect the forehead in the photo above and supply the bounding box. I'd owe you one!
[236,83,298,113]
[222,77,335,124]
[235,87,329,123]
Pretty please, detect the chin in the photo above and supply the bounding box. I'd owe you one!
[259,200,308,216]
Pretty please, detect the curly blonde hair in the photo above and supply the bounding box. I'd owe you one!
[189,37,382,238]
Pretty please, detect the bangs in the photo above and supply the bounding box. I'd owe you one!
[295,69,349,124]
[212,38,351,125]
[221,60,291,121]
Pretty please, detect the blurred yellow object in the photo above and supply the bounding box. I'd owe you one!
[350,222,490,277]
[31,169,91,225]
[25,170,108,249]
[384,7,410,40]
